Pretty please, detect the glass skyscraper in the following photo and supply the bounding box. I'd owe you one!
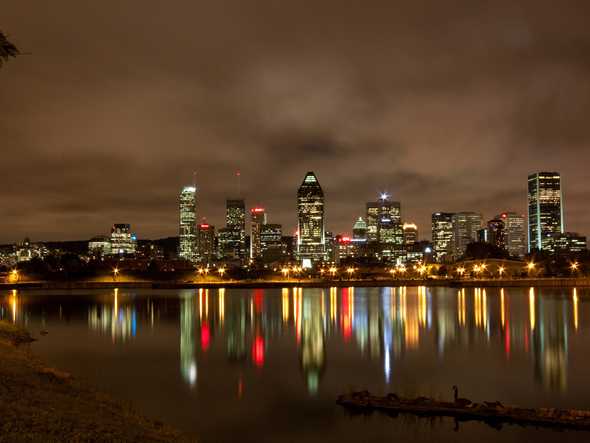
[432,212,454,263]
[451,212,482,259]
[220,199,246,260]
[250,207,267,260]
[528,172,564,252]
[497,212,526,257]
[297,172,325,265]
[179,186,197,261]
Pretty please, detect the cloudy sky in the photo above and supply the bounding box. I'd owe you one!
[1,1,589,243]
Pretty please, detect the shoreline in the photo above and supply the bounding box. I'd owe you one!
[2,277,590,291]
[0,321,189,442]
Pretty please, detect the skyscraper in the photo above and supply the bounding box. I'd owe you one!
[451,212,482,259]
[366,202,380,242]
[377,193,404,261]
[497,212,525,257]
[403,223,418,246]
[197,223,215,264]
[486,218,506,249]
[432,212,454,263]
[260,223,284,263]
[297,172,325,265]
[221,199,246,260]
[250,207,267,260]
[179,186,197,261]
[528,172,564,252]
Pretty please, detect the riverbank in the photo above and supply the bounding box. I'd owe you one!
[0,321,189,442]
[2,277,590,291]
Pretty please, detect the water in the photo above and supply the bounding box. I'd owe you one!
[2,286,590,442]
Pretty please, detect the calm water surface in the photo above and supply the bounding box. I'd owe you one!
[2,286,590,442]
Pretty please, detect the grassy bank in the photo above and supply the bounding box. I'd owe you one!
[0,321,189,442]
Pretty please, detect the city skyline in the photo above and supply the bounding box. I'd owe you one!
[3,1,590,243]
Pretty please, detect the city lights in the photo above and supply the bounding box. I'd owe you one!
[218,267,226,277]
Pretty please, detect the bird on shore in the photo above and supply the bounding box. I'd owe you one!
[452,385,472,408]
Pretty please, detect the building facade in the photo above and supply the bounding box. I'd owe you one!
[403,223,418,247]
[221,199,246,260]
[260,224,284,264]
[451,212,482,259]
[179,186,197,261]
[432,212,454,263]
[297,172,326,265]
[197,223,216,264]
[498,212,526,257]
[528,172,564,252]
[377,194,404,261]
[250,207,267,260]
[110,224,136,255]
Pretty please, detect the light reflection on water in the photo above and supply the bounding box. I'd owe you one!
[1,286,589,442]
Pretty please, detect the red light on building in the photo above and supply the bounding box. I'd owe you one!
[252,335,265,367]
[251,207,265,213]
[200,224,210,228]
[501,213,507,219]
[339,236,351,244]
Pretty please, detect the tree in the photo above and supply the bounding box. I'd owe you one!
[463,242,510,260]
[0,30,19,66]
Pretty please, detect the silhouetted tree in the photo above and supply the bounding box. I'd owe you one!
[0,31,19,66]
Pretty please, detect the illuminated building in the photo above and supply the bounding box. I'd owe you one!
[220,199,246,261]
[296,172,326,265]
[250,207,266,260]
[15,238,48,262]
[403,223,418,246]
[497,212,526,257]
[528,172,564,252]
[88,235,111,257]
[324,231,336,262]
[550,232,587,253]
[451,212,482,259]
[335,235,356,263]
[260,224,284,263]
[352,217,368,255]
[431,212,454,263]
[179,186,197,261]
[197,223,216,263]
[486,218,506,249]
[377,194,404,261]
[110,224,136,255]
[366,202,380,242]
[300,292,325,395]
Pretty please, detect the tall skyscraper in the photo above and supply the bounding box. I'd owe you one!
[366,202,380,242]
[197,223,215,264]
[250,207,267,260]
[179,186,197,261]
[297,172,325,265]
[403,223,418,246]
[451,212,482,259]
[497,212,525,257]
[432,212,454,263]
[222,199,246,260]
[377,193,404,260]
[528,172,564,252]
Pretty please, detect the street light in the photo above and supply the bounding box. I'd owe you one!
[281,267,290,279]
[113,267,119,282]
[218,267,226,278]
[329,266,337,278]
[527,262,535,273]
[571,262,580,274]
[346,267,355,279]
[10,269,19,283]
[456,267,465,278]
[498,266,506,278]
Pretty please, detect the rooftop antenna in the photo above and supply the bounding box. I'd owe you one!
[192,171,197,189]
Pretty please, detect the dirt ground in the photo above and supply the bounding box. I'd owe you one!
[0,321,191,442]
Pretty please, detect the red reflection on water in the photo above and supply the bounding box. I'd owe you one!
[201,323,210,351]
[254,289,264,314]
[524,327,529,353]
[505,325,511,359]
[341,288,352,341]
[252,335,265,367]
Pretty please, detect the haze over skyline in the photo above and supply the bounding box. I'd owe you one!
[2,1,590,243]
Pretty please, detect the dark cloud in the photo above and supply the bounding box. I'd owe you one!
[1,0,589,242]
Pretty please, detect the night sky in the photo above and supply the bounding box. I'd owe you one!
[2,1,589,243]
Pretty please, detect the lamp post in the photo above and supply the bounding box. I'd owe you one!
[113,267,119,282]
[571,261,580,275]
[346,267,355,280]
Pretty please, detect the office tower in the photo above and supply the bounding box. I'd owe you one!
[197,223,215,264]
[432,213,454,263]
[403,223,418,246]
[110,224,136,255]
[486,218,506,249]
[221,199,246,260]
[352,217,368,241]
[497,212,526,257]
[324,231,336,263]
[377,193,404,260]
[335,235,356,263]
[451,212,482,259]
[550,232,587,253]
[179,186,197,261]
[260,224,284,263]
[297,172,325,265]
[366,202,380,242]
[528,172,564,252]
[250,207,267,260]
